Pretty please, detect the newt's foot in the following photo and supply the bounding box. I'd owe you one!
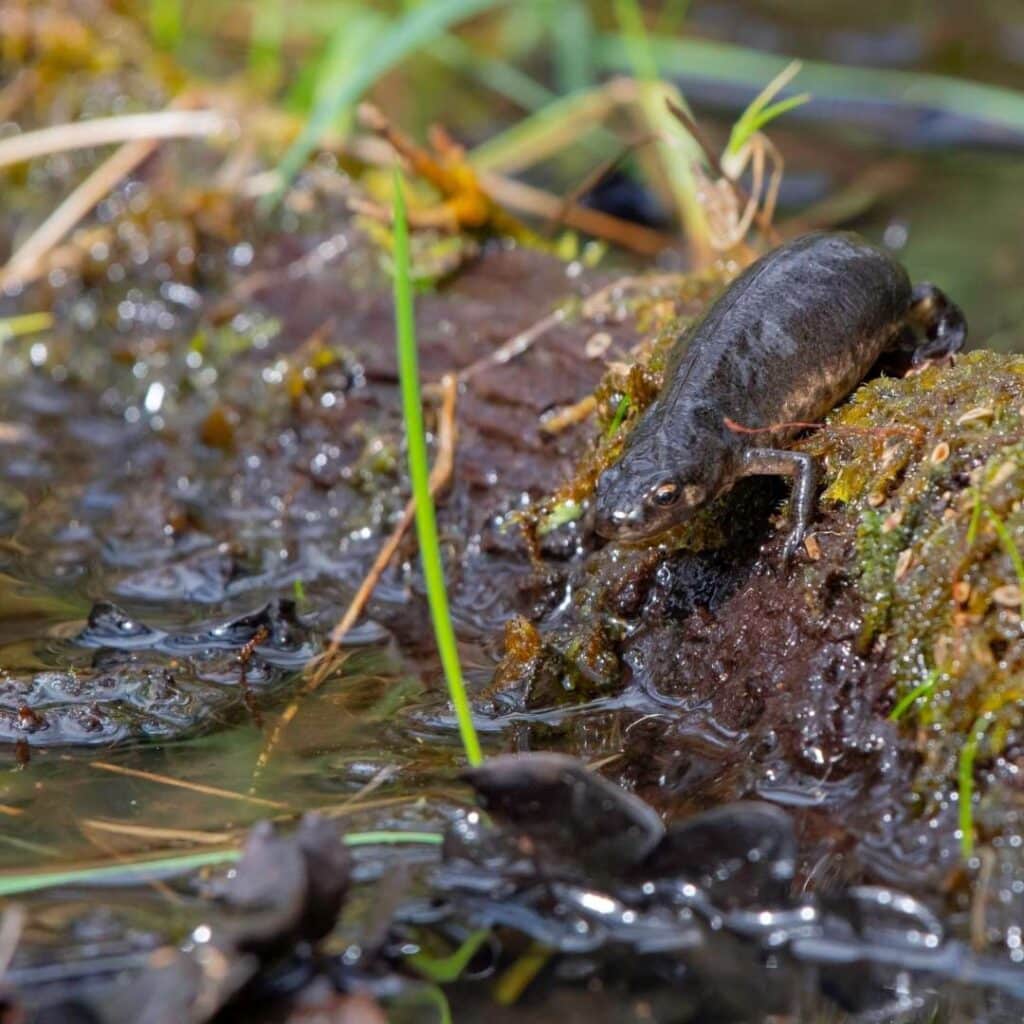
[740,447,819,570]
[780,525,806,567]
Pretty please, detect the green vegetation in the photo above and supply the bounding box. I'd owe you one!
[805,351,1024,854]
[149,0,184,50]
[959,713,993,859]
[0,830,444,898]
[725,60,810,159]
[597,33,1024,136]
[409,928,491,982]
[889,668,940,722]
[392,170,483,767]
[269,0,507,206]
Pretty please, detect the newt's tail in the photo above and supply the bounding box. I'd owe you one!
[907,282,967,364]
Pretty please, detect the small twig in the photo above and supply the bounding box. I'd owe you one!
[335,766,397,809]
[0,110,225,172]
[971,845,996,950]
[540,395,598,436]
[334,130,673,255]
[1,96,211,291]
[79,819,232,846]
[478,170,673,255]
[0,905,25,977]
[237,624,269,728]
[89,761,288,810]
[458,309,566,383]
[348,194,459,231]
[307,373,459,689]
[251,376,459,790]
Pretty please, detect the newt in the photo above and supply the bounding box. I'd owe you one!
[593,231,966,560]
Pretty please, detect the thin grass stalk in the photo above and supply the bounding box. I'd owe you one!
[0,831,443,898]
[267,0,506,209]
[391,171,483,767]
[611,0,710,260]
[888,667,940,722]
[959,713,993,859]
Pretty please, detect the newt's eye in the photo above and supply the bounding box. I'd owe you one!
[652,482,680,507]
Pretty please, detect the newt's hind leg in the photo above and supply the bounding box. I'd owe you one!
[740,448,820,565]
[908,282,967,364]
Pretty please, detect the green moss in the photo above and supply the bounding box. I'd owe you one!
[805,351,1024,833]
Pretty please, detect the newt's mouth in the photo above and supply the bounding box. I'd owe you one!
[593,507,671,543]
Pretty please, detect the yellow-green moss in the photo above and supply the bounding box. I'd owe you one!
[805,351,1024,809]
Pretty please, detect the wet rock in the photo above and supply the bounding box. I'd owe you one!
[12,817,353,1024]
[461,753,664,874]
[440,753,1024,1018]
[77,602,165,649]
[639,801,797,908]
[211,815,351,957]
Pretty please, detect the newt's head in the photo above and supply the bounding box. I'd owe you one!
[593,414,714,542]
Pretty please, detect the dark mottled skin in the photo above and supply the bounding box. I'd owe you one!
[594,232,966,559]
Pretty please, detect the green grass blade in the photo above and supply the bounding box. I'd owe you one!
[889,667,940,721]
[985,507,1024,617]
[611,0,708,252]
[727,93,811,156]
[392,171,483,767]
[552,0,594,95]
[958,713,993,859]
[267,0,507,209]
[343,830,443,847]
[287,7,385,126]
[0,849,239,897]
[0,830,443,898]
[606,395,631,437]
[612,0,658,82]
[0,312,53,343]
[149,0,184,50]
[408,928,490,982]
[597,34,1024,135]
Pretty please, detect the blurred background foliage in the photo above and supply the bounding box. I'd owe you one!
[4,0,1024,345]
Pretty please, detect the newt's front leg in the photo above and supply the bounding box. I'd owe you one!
[740,448,819,564]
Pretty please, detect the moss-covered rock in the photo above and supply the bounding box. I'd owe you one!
[805,350,1024,828]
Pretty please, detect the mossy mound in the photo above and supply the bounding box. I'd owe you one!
[805,350,1024,828]
[501,348,1024,872]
